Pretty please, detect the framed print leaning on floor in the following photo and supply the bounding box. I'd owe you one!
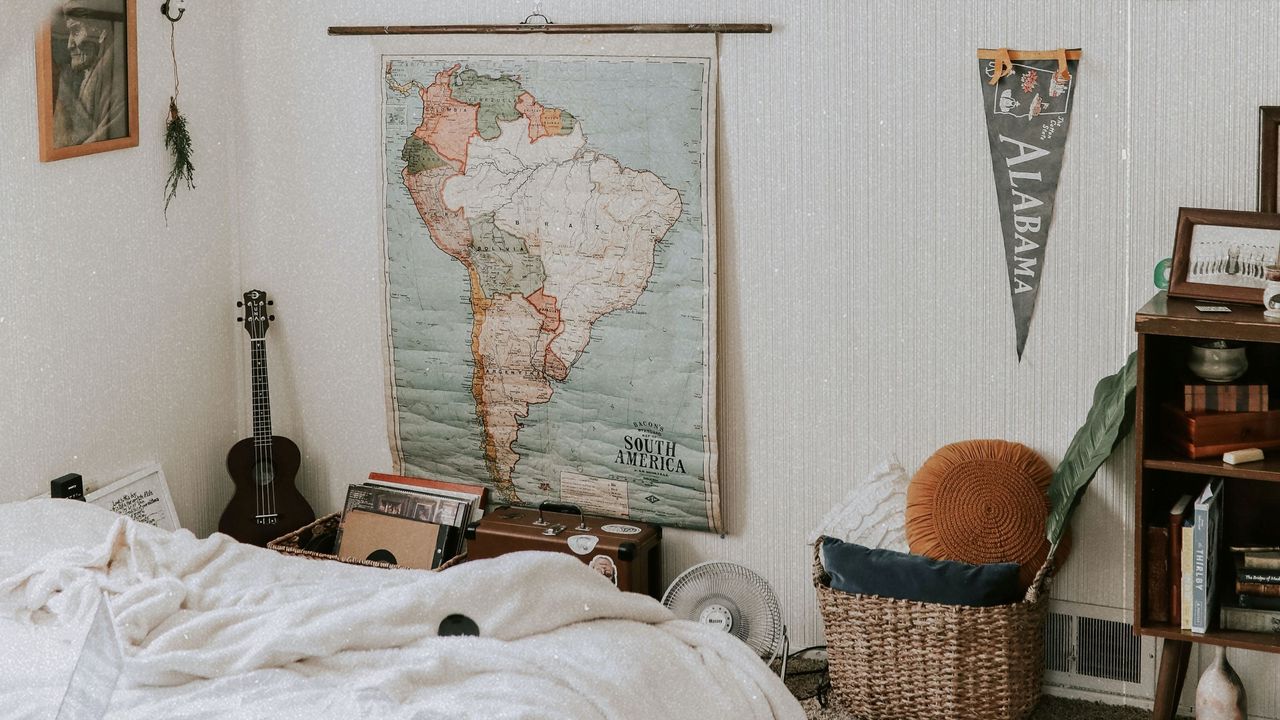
[35,0,139,162]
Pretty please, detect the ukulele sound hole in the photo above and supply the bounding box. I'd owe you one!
[253,460,276,487]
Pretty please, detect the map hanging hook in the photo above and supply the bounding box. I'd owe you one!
[521,12,553,25]
[161,0,186,22]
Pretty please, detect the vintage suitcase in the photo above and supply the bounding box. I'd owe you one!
[465,502,662,598]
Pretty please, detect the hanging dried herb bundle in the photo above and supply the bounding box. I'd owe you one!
[164,97,195,219]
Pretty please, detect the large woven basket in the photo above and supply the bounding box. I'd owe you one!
[813,538,1050,720]
[268,512,465,571]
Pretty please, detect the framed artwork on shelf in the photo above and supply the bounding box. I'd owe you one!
[1260,106,1280,213]
[1168,207,1280,306]
[35,0,139,162]
[86,463,181,531]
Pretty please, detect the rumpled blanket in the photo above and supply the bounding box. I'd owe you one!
[0,500,803,720]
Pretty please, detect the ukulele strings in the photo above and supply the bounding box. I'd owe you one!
[259,334,277,520]
[254,336,264,524]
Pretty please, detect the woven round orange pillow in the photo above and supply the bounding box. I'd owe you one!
[906,439,1067,591]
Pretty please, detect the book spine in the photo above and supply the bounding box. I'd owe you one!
[1146,526,1171,623]
[1220,606,1280,633]
[1192,500,1209,633]
[1237,582,1280,597]
[1170,510,1185,625]
[1239,593,1280,611]
[1181,521,1195,631]
[1237,569,1280,584]
[1244,556,1280,570]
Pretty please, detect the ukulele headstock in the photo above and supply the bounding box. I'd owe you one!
[237,289,275,339]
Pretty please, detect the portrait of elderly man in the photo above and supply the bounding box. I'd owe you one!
[50,0,129,147]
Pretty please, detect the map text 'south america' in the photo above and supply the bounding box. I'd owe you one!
[387,63,683,502]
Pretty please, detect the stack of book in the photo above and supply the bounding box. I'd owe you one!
[1162,381,1280,459]
[334,472,487,570]
[1220,547,1280,633]
[1145,479,1223,633]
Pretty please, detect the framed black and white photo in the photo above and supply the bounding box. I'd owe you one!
[86,464,180,531]
[35,0,139,162]
[1169,207,1280,305]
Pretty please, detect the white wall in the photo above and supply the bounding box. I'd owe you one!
[0,3,242,533]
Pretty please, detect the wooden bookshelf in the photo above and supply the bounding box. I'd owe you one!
[1134,292,1280,719]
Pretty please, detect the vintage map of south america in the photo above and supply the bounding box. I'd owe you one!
[380,37,720,531]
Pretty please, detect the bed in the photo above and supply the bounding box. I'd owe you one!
[0,499,804,719]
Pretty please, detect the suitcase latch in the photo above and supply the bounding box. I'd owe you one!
[541,523,567,536]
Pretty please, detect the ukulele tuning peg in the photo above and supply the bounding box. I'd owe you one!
[268,315,275,321]
[267,300,274,306]
[237,317,244,322]
[236,301,244,308]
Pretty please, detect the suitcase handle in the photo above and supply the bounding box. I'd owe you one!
[536,501,590,531]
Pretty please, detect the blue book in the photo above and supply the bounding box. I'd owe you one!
[1191,479,1224,634]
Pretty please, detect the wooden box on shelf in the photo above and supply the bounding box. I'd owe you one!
[1134,293,1280,720]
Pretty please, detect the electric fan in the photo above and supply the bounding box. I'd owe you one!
[661,562,790,680]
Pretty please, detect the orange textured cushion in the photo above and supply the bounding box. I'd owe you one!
[906,439,1063,590]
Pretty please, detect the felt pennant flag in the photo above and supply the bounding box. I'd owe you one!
[978,48,1081,360]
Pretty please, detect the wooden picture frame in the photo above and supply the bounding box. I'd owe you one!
[35,0,139,162]
[1260,107,1280,213]
[86,463,181,531]
[1168,207,1280,305]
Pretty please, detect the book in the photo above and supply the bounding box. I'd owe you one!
[1185,383,1269,413]
[1191,478,1223,634]
[1243,552,1280,570]
[1235,566,1280,585]
[1220,604,1280,633]
[1236,582,1280,597]
[1181,513,1195,631]
[1168,494,1194,626]
[1238,593,1280,611]
[1145,525,1171,623]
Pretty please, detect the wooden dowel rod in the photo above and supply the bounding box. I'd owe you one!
[329,23,773,36]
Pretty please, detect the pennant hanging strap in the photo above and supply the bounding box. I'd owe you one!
[988,47,1014,86]
[1054,48,1071,83]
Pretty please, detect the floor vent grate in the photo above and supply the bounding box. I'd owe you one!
[1076,616,1142,683]
[1041,601,1154,702]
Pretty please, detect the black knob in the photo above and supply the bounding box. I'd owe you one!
[268,315,275,321]
[236,317,243,322]
[267,300,274,306]
[236,301,243,307]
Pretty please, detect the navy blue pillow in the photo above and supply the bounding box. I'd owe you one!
[820,536,1022,607]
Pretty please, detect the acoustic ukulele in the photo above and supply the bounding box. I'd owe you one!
[218,289,315,546]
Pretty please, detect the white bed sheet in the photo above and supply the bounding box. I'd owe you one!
[0,500,804,720]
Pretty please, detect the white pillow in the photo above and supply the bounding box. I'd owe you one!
[807,459,910,552]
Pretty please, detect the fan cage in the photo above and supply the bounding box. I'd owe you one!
[662,561,785,662]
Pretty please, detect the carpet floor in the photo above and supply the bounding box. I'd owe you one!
[801,695,1183,719]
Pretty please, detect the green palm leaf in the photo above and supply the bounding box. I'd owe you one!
[1046,351,1138,551]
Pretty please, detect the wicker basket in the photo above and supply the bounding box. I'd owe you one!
[268,512,466,571]
[813,538,1050,720]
